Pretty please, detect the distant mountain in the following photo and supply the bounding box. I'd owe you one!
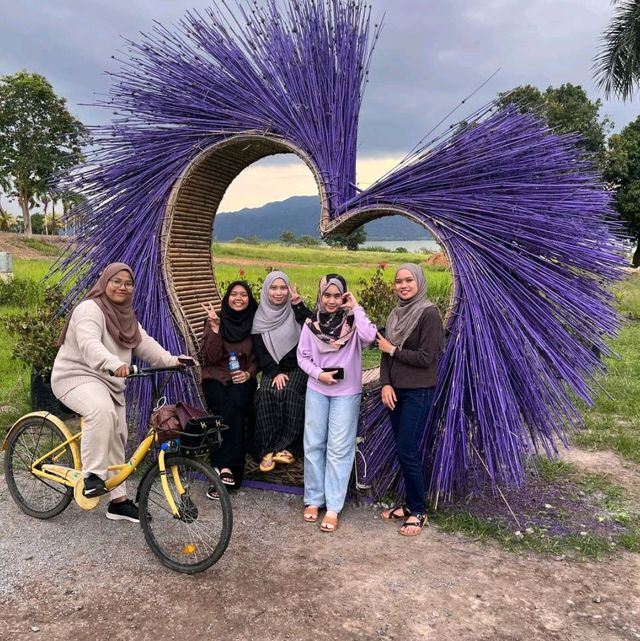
[215,195,432,241]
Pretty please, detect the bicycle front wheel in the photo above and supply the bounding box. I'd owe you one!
[4,416,75,519]
[138,456,232,574]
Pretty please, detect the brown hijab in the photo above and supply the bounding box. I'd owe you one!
[57,263,142,349]
[385,263,435,349]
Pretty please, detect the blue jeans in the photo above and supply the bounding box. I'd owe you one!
[390,387,434,515]
[303,388,362,513]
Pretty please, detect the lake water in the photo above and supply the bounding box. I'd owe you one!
[362,239,442,253]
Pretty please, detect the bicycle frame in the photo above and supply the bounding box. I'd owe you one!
[3,364,232,574]
[26,422,154,488]
[27,421,188,514]
[3,366,198,514]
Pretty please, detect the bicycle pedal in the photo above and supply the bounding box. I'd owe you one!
[74,479,102,511]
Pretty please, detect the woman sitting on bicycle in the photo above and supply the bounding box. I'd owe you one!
[200,281,259,497]
[51,262,188,523]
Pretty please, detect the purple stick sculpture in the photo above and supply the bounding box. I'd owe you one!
[55,0,626,501]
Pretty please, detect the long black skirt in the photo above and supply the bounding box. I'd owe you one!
[254,367,307,458]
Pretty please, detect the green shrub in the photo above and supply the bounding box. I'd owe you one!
[2,285,65,373]
[356,265,396,328]
[362,245,389,253]
[22,238,61,256]
[0,277,45,307]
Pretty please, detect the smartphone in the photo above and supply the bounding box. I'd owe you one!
[377,326,386,337]
[322,367,344,380]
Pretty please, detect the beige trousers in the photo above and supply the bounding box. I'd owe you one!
[60,381,128,501]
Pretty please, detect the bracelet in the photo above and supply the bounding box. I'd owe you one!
[390,346,397,357]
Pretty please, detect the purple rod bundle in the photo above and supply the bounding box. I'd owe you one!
[53,0,626,500]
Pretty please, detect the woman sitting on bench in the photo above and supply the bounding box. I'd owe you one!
[251,271,311,473]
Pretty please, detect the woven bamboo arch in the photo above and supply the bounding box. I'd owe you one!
[160,132,456,373]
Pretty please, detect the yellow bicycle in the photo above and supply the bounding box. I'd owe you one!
[2,365,232,574]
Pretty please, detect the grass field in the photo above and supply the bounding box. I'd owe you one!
[212,241,437,266]
[1,243,638,558]
[0,243,450,431]
[576,276,640,463]
[212,241,451,303]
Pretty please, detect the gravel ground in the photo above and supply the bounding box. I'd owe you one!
[1,458,639,641]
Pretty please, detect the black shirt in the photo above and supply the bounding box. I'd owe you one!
[252,301,312,377]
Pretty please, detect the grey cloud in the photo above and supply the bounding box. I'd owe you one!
[1,0,637,156]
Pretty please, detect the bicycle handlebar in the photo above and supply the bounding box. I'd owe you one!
[126,364,192,378]
[106,364,195,378]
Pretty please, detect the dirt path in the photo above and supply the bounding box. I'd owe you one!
[561,448,640,501]
[1,449,639,641]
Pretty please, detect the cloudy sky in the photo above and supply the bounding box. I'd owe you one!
[2,0,639,210]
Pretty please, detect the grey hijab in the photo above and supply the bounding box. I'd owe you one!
[251,271,301,363]
[385,263,435,348]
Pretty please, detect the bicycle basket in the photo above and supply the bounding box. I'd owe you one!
[179,415,227,455]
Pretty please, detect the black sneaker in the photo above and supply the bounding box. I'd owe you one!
[106,499,140,523]
[83,473,107,497]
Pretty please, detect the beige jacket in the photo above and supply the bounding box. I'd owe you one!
[51,300,178,405]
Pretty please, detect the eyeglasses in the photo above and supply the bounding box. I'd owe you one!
[109,278,135,291]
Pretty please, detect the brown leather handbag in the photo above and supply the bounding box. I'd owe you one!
[150,405,181,443]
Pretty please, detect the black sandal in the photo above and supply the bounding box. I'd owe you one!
[219,470,236,486]
[399,513,428,537]
[381,505,411,521]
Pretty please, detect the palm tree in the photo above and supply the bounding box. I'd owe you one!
[594,1,640,100]
[0,206,16,231]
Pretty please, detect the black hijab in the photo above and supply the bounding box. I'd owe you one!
[220,281,258,343]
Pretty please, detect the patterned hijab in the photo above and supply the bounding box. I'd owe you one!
[251,271,301,363]
[57,262,142,349]
[305,273,355,351]
[219,280,258,343]
[385,263,435,348]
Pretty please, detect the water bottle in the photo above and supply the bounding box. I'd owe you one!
[228,352,240,374]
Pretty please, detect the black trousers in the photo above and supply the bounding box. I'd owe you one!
[202,378,256,488]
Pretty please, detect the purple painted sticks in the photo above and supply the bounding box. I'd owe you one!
[54,1,626,500]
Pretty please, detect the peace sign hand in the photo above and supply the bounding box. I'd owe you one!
[201,301,220,333]
[289,284,302,305]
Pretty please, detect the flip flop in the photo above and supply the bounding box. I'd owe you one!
[219,470,236,486]
[303,505,319,523]
[320,513,338,533]
[399,514,428,537]
[259,454,275,472]
[381,505,411,521]
[273,450,294,465]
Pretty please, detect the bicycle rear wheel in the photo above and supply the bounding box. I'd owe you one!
[4,416,74,519]
[138,455,232,574]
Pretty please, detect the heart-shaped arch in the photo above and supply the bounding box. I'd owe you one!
[57,0,625,501]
